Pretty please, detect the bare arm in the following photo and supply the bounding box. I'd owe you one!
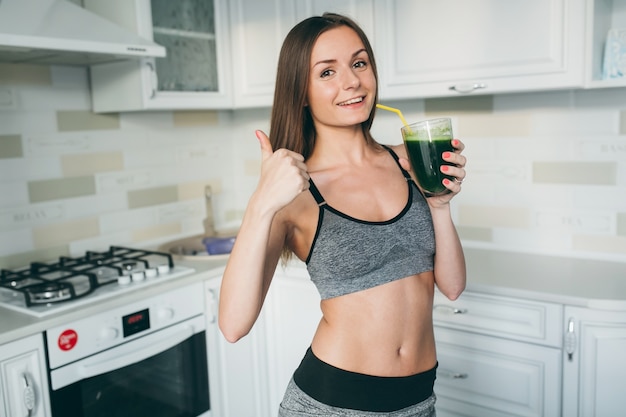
[218,130,309,343]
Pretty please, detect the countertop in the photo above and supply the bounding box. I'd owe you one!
[2,248,626,346]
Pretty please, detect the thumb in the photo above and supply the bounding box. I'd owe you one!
[256,130,273,160]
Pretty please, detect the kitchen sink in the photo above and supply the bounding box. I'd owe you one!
[158,230,237,261]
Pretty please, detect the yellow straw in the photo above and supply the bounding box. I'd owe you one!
[376,104,412,133]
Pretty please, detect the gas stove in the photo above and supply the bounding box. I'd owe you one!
[0,246,195,317]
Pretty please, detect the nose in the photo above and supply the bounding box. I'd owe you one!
[342,69,360,89]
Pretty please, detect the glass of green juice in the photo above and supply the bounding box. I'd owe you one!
[401,118,455,197]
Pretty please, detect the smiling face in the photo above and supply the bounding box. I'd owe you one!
[306,25,377,133]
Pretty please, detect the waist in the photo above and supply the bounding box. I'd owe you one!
[293,347,437,412]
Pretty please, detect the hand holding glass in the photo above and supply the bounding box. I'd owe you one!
[401,118,455,197]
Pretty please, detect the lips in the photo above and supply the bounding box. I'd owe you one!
[338,96,364,106]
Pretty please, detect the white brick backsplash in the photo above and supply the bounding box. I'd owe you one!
[1,66,625,261]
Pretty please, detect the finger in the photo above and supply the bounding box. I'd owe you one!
[256,130,273,160]
[452,138,465,152]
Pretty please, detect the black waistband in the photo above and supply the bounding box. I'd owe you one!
[293,347,437,412]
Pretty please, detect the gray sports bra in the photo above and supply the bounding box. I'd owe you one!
[305,146,435,299]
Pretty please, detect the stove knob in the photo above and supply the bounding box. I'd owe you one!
[157,307,175,321]
[118,274,132,285]
[99,327,119,342]
[157,264,170,274]
[131,271,145,282]
[145,268,158,278]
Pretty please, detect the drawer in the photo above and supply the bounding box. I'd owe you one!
[434,327,561,417]
[433,291,563,347]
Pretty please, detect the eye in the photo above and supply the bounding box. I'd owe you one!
[353,59,368,70]
[320,68,334,78]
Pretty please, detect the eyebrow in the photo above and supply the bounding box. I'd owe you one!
[312,48,367,67]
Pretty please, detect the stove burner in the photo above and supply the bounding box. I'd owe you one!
[0,246,178,310]
[26,282,73,304]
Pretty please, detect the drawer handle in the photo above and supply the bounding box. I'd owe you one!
[439,369,469,380]
[449,83,487,94]
[433,305,468,315]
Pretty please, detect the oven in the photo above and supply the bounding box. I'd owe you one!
[0,246,217,417]
[46,282,211,417]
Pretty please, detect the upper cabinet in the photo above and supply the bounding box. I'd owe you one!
[373,0,587,100]
[586,0,626,88]
[85,0,232,112]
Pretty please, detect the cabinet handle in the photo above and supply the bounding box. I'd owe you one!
[433,304,468,315]
[448,83,487,94]
[439,369,469,380]
[565,317,577,362]
[146,61,158,98]
[206,288,217,323]
[22,373,36,417]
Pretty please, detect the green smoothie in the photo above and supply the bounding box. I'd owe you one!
[403,135,454,196]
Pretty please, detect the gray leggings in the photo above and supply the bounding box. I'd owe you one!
[278,378,437,417]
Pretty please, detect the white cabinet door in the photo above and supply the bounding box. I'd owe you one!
[204,279,271,417]
[263,264,321,416]
[228,0,300,108]
[434,327,561,417]
[586,0,626,88]
[87,0,232,112]
[562,307,626,417]
[374,0,586,99]
[0,334,51,417]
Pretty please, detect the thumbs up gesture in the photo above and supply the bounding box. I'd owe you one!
[254,130,310,213]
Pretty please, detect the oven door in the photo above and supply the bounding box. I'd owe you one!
[49,315,210,417]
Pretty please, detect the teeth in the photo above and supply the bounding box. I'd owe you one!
[339,97,363,106]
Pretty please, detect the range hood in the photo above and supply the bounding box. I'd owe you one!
[0,0,166,66]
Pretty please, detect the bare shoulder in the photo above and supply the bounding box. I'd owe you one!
[387,143,408,159]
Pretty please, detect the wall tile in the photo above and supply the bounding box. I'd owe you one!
[61,151,124,177]
[132,223,181,242]
[173,111,219,127]
[178,179,223,201]
[33,218,99,249]
[0,64,51,86]
[0,135,22,158]
[620,110,626,135]
[572,234,626,255]
[458,113,532,137]
[0,246,68,269]
[28,176,96,203]
[533,162,617,185]
[618,213,626,236]
[459,205,530,228]
[127,185,178,209]
[425,95,494,114]
[57,111,120,132]
[457,225,493,241]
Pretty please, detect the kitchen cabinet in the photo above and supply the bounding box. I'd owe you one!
[373,0,586,100]
[87,0,374,111]
[85,0,232,112]
[432,291,563,417]
[204,278,272,417]
[263,263,322,416]
[0,333,51,417]
[562,306,626,417]
[586,0,626,88]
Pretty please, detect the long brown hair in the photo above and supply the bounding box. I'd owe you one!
[269,13,379,160]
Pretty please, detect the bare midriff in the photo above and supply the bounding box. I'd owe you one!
[310,270,437,377]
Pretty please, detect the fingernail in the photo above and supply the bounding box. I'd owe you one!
[443,178,451,185]
[441,165,450,172]
[443,152,451,159]
[452,139,459,147]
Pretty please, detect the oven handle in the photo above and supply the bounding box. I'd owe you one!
[79,325,195,379]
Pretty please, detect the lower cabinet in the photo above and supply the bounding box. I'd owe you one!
[432,291,563,417]
[434,328,561,417]
[562,307,626,417]
[0,334,51,417]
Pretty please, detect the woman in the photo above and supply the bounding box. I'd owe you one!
[219,12,466,417]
